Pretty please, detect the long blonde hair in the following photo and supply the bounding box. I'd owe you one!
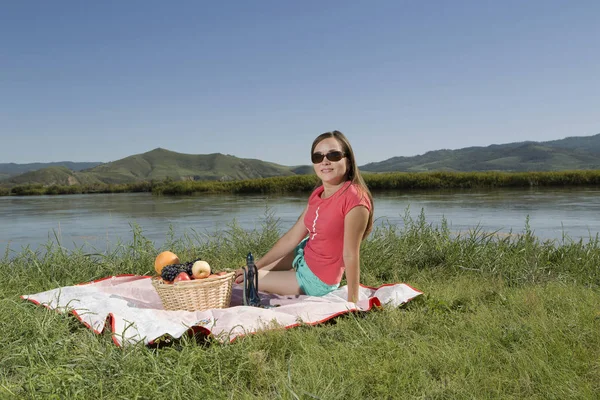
[311,130,374,239]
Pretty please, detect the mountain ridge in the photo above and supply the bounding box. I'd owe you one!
[2,133,600,186]
[0,161,102,181]
[2,148,300,186]
[84,148,297,183]
[360,133,600,172]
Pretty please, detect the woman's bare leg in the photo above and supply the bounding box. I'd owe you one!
[259,251,295,271]
[257,270,302,295]
[254,251,302,295]
[235,251,295,284]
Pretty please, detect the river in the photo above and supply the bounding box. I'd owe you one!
[1,187,599,255]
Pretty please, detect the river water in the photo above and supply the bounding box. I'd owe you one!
[1,187,599,254]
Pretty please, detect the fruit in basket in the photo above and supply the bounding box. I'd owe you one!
[182,263,193,277]
[192,260,211,279]
[174,272,191,283]
[161,264,184,282]
[182,258,200,277]
[216,271,228,276]
[155,251,180,275]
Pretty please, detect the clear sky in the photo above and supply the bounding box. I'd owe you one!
[1,0,599,166]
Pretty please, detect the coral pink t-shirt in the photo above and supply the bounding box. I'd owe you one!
[302,181,371,285]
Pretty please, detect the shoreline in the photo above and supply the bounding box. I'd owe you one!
[2,170,600,196]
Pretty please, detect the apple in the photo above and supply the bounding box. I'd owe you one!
[174,272,191,283]
[192,260,211,279]
[216,271,228,276]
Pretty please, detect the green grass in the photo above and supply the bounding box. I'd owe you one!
[1,212,599,399]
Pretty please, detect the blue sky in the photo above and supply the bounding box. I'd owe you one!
[1,0,599,166]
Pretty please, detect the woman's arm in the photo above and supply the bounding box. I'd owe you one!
[343,206,369,303]
[255,207,309,269]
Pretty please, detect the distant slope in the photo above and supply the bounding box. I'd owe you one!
[360,133,600,172]
[542,133,600,153]
[7,166,105,186]
[0,162,102,180]
[86,148,297,183]
[290,165,315,175]
[6,133,600,187]
[5,149,305,187]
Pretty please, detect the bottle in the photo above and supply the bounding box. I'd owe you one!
[243,252,261,307]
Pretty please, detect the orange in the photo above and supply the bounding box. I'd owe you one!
[154,251,180,275]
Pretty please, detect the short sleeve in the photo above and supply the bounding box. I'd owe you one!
[342,185,371,216]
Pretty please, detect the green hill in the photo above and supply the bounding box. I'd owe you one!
[361,133,600,172]
[86,148,297,183]
[5,133,600,188]
[7,166,105,186]
[543,133,600,153]
[290,165,315,175]
[5,149,301,187]
[0,162,101,180]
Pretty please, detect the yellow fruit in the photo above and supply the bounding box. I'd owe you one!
[154,251,180,275]
[192,260,211,279]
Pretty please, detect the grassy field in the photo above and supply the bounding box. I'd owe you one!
[1,212,599,399]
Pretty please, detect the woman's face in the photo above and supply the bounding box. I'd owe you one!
[312,137,348,185]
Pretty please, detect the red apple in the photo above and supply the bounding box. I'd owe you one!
[174,272,191,283]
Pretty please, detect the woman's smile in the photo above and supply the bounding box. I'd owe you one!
[312,137,347,185]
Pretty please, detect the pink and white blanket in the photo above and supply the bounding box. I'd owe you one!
[22,275,422,347]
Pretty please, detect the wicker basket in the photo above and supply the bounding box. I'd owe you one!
[151,272,235,311]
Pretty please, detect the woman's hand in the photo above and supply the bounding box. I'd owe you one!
[234,268,244,284]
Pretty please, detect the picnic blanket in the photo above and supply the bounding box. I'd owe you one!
[21,275,422,347]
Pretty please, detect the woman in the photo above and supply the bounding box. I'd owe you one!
[235,130,373,303]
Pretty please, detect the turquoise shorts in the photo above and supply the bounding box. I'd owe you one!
[292,238,339,297]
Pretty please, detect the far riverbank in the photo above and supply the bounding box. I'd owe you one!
[2,170,600,197]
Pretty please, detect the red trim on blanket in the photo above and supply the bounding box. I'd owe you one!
[359,282,424,294]
[22,276,422,347]
[75,274,152,286]
[108,314,118,346]
[228,291,414,344]
[20,295,124,346]
[147,323,212,346]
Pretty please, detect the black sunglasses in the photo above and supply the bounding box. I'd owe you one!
[311,150,346,164]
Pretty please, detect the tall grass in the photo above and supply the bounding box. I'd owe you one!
[5,181,153,196]
[154,170,600,195]
[1,212,599,398]
[365,170,600,190]
[3,170,600,196]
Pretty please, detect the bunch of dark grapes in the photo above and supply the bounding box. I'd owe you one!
[161,264,185,282]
